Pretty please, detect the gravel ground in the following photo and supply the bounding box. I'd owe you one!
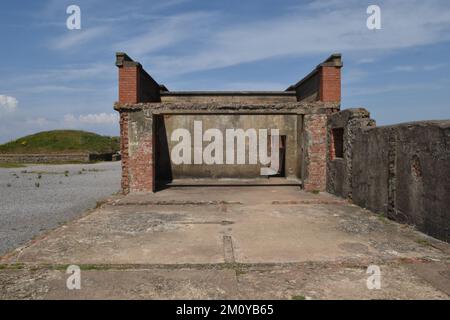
[0,161,121,256]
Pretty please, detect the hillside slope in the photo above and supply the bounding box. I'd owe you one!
[0,130,120,154]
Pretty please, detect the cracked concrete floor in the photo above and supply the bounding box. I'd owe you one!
[0,186,449,299]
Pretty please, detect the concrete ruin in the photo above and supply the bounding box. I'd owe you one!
[114,52,449,242]
[114,52,342,193]
[327,111,450,242]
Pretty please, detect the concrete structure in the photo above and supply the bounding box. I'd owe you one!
[114,52,449,242]
[114,52,342,193]
[327,110,450,242]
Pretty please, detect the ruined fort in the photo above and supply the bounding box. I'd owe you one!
[114,52,449,242]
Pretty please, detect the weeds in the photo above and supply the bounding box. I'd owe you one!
[0,163,26,168]
[415,238,432,247]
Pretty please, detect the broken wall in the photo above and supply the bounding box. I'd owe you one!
[327,110,450,242]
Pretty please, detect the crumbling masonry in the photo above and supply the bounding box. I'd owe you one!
[114,52,449,242]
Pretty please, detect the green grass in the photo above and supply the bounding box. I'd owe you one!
[0,130,120,154]
[415,238,432,247]
[0,162,26,168]
[292,295,306,300]
[377,213,389,224]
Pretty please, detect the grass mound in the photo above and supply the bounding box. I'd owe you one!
[0,130,120,154]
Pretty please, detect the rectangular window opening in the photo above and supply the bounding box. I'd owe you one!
[332,128,344,159]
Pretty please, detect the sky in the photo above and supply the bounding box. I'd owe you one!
[0,0,450,143]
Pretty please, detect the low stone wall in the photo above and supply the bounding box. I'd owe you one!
[327,110,450,242]
[0,153,90,163]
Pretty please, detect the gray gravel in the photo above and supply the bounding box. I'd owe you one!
[0,161,121,256]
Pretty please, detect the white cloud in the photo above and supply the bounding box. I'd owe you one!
[356,58,376,65]
[391,64,446,72]
[18,64,113,82]
[114,11,217,56]
[135,0,450,76]
[0,95,18,113]
[347,82,446,96]
[64,113,119,126]
[26,117,50,127]
[52,26,109,50]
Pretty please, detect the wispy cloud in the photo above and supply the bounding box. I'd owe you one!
[26,117,50,127]
[391,64,446,72]
[0,95,18,113]
[63,113,118,126]
[114,11,218,56]
[134,0,450,75]
[347,82,446,96]
[51,26,109,50]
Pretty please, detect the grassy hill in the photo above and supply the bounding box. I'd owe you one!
[0,130,120,154]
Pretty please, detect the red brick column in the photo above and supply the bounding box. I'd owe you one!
[319,65,341,102]
[116,52,156,193]
[128,132,155,193]
[303,114,328,191]
[118,66,139,104]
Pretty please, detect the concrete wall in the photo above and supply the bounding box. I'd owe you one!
[156,114,300,179]
[327,110,450,242]
[327,109,376,198]
[0,153,90,163]
[160,92,297,104]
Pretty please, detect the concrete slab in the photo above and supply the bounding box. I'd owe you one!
[0,186,449,299]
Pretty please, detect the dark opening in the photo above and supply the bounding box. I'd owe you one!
[268,134,286,177]
[155,115,173,189]
[332,128,344,159]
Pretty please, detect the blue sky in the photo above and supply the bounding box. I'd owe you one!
[0,0,450,143]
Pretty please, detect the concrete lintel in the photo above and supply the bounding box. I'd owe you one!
[161,91,297,96]
[114,101,340,112]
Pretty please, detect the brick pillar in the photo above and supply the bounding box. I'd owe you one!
[116,52,156,193]
[128,132,155,193]
[116,52,141,104]
[319,64,341,102]
[126,112,155,193]
[302,114,328,191]
[118,66,139,104]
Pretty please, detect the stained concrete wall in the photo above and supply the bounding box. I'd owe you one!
[327,109,376,198]
[160,92,297,104]
[327,110,450,242]
[0,153,90,163]
[156,114,300,179]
